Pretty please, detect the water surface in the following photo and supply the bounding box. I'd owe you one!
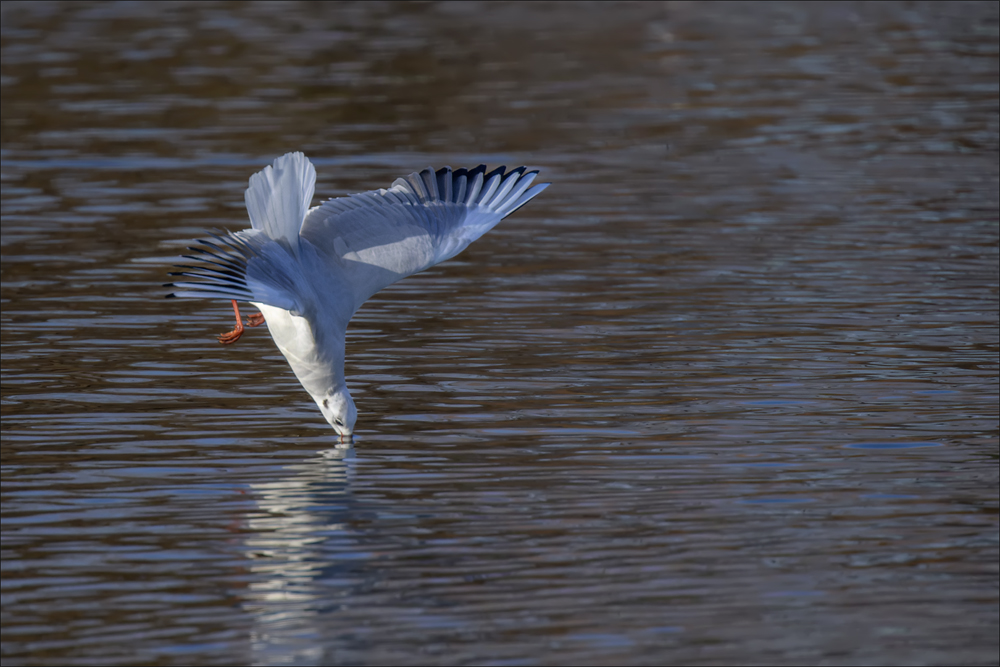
[2,2,998,665]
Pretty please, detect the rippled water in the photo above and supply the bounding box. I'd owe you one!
[2,2,998,665]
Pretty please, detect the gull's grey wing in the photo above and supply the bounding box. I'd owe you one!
[299,165,549,311]
[166,158,550,321]
[166,228,310,314]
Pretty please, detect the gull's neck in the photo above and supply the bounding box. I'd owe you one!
[254,303,348,399]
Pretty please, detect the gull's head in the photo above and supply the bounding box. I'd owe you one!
[317,386,356,438]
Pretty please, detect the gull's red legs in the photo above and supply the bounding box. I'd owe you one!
[217,301,266,344]
[218,300,245,344]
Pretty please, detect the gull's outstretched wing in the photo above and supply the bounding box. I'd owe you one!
[166,228,310,314]
[167,157,550,319]
[300,165,549,311]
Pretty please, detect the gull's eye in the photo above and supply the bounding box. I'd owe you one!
[335,418,344,427]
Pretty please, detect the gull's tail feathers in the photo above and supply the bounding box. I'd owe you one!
[244,152,316,253]
[165,229,303,314]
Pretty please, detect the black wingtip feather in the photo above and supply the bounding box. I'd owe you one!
[484,165,506,181]
[166,228,258,301]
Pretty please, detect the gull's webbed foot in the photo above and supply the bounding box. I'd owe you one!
[246,311,266,328]
[218,300,246,345]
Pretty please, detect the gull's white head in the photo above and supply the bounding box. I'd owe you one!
[316,386,357,438]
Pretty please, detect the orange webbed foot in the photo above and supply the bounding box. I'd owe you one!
[246,311,265,328]
[218,300,246,345]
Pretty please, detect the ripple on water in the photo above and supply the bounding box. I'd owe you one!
[2,1,998,665]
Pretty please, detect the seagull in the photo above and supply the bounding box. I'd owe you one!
[167,152,550,438]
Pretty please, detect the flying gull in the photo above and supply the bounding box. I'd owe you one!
[167,152,550,438]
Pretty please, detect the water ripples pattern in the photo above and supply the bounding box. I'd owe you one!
[2,2,997,665]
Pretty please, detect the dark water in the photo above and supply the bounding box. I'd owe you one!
[2,2,998,665]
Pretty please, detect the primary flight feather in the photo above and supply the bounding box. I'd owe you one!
[167,152,550,437]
